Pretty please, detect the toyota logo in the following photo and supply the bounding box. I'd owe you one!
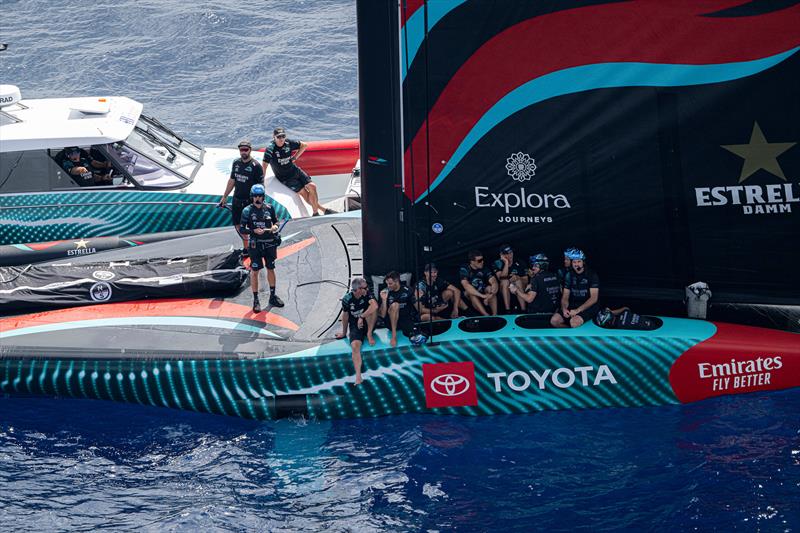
[430,374,470,397]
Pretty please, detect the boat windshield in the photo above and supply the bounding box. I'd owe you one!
[118,115,203,184]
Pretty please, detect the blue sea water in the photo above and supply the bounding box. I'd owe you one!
[1,1,799,531]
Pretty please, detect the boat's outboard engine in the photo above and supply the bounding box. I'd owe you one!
[686,281,712,319]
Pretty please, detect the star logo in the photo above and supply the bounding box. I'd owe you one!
[74,238,90,249]
[721,122,796,183]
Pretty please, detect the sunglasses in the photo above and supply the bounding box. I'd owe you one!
[474,258,484,263]
[275,134,286,139]
[252,195,264,199]
[239,147,251,152]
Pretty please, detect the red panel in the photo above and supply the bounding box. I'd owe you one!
[296,139,359,177]
[669,323,800,403]
[423,361,478,408]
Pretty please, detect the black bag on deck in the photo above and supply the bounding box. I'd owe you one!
[0,251,247,313]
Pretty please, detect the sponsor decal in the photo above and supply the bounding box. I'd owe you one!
[67,238,96,257]
[487,365,617,392]
[697,356,781,392]
[432,222,443,234]
[89,281,112,302]
[92,270,115,281]
[423,361,478,408]
[475,152,570,224]
[694,122,798,215]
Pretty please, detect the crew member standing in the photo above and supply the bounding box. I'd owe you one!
[239,184,284,312]
[262,127,332,216]
[219,140,264,256]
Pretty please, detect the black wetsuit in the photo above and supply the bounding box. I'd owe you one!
[564,268,600,320]
[556,266,570,287]
[385,285,418,336]
[459,265,495,294]
[341,290,377,343]
[230,158,265,226]
[239,202,279,270]
[417,277,450,310]
[262,139,311,192]
[526,271,561,313]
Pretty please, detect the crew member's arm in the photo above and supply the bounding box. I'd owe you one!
[239,208,252,235]
[261,143,274,175]
[269,206,279,233]
[460,268,483,298]
[561,288,571,315]
[220,178,235,206]
[379,289,389,318]
[363,298,379,319]
[415,285,432,315]
[517,286,536,304]
[335,310,350,339]
[291,140,308,162]
[575,288,599,314]
[486,275,499,295]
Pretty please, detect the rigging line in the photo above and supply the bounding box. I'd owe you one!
[422,0,436,344]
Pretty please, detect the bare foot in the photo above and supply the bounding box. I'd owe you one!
[390,336,397,348]
[335,332,345,339]
[450,312,459,319]
[367,335,376,346]
[354,376,363,386]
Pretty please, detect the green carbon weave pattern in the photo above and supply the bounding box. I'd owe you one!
[0,191,291,245]
[0,334,699,420]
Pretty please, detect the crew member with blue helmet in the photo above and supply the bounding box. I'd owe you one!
[510,254,561,313]
[219,140,264,256]
[492,244,527,313]
[459,250,498,316]
[556,247,577,287]
[239,183,284,312]
[551,248,600,328]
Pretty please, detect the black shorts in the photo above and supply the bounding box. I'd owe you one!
[277,168,312,193]
[348,321,366,344]
[559,304,599,323]
[232,197,249,227]
[249,241,277,270]
[396,313,416,337]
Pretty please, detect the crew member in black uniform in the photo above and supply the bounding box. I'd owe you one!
[492,244,527,313]
[219,140,264,256]
[510,254,561,314]
[239,184,284,312]
[335,277,379,385]
[59,146,113,186]
[556,247,575,287]
[459,250,499,316]
[416,263,465,321]
[551,249,600,328]
[262,127,331,216]
[379,271,422,347]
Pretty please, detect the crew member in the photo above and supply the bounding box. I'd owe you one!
[492,244,527,313]
[380,271,422,347]
[551,249,600,328]
[335,277,379,385]
[556,247,575,287]
[219,140,264,256]
[59,146,112,186]
[262,127,332,216]
[416,263,464,321]
[239,184,284,312]
[459,250,499,316]
[510,254,561,314]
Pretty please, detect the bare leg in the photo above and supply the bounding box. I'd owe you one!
[570,315,586,328]
[351,340,363,384]
[388,302,400,347]
[267,268,276,287]
[469,294,489,316]
[365,312,377,345]
[551,312,567,328]
[250,270,259,293]
[305,182,322,214]
[514,279,527,312]
[499,279,511,312]
[487,293,498,315]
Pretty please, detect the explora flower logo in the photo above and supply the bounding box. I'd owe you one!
[505,152,537,182]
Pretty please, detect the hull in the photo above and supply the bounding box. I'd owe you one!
[1,317,798,420]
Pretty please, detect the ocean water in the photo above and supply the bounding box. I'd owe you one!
[2,1,799,531]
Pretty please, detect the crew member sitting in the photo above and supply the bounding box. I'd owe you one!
[416,262,465,321]
[58,146,112,186]
[459,250,498,316]
[335,277,379,385]
[551,248,600,328]
[510,254,561,314]
[380,271,423,347]
[492,244,526,313]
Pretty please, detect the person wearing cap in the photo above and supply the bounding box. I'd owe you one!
[459,250,498,316]
[58,146,112,186]
[219,140,265,256]
[551,248,600,328]
[239,183,284,312]
[416,263,464,321]
[492,244,527,313]
[510,254,561,314]
[335,277,379,385]
[262,128,332,216]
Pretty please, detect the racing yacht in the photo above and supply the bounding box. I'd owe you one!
[0,85,359,259]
